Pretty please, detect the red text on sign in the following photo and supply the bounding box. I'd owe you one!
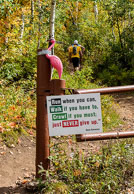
[62,120,79,127]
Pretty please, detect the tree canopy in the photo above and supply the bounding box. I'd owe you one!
[0,0,133,86]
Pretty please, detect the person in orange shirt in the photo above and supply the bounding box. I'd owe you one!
[68,40,85,71]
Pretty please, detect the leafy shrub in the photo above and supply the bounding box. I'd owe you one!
[37,139,134,193]
[0,83,36,146]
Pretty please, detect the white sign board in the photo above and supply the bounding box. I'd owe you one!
[46,93,102,136]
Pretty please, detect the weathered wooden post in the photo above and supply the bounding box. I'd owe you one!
[36,49,51,178]
[50,79,65,96]
[36,49,65,179]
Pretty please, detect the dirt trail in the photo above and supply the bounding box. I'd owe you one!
[113,93,134,130]
[0,93,134,193]
[0,136,36,193]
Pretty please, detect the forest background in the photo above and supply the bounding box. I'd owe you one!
[0,0,133,86]
[0,0,134,193]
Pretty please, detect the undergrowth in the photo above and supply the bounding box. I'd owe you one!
[0,79,36,146]
[37,138,134,193]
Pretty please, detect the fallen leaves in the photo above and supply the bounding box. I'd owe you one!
[0,151,6,155]
[73,169,81,176]
[8,122,16,128]
[10,106,15,110]
[27,130,34,135]
[95,161,100,167]
[0,124,4,133]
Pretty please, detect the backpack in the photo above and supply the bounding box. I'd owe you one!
[73,46,77,55]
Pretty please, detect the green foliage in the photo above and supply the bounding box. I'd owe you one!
[91,0,134,86]
[1,128,25,147]
[0,1,133,192]
[37,139,134,193]
[101,95,122,131]
[0,43,37,82]
[64,66,94,89]
[0,81,36,146]
[0,0,133,86]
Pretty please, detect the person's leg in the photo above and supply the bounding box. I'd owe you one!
[75,66,79,71]
[72,58,80,72]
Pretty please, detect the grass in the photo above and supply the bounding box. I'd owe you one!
[37,138,134,193]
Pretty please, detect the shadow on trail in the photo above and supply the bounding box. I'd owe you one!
[0,187,8,193]
[0,186,34,194]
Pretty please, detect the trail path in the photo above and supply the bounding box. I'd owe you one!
[0,93,134,193]
[113,93,134,130]
[0,136,36,193]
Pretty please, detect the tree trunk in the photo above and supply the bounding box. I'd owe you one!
[76,1,78,25]
[31,0,34,25]
[112,16,116,40]
[49,0,56,40]
[116,16,123,49]
[20,13,25,39]
[132,44,134,68]
[37,0,41,49]
[94,2,98,23]
[30,0,34,35]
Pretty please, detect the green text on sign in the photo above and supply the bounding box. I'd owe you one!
[52,113,67,121]
[50,106,63,113]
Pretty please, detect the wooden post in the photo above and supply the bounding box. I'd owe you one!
[36,50,51,178]
[36,50,65,179]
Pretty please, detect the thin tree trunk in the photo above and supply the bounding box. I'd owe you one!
[76,1,78,25]
[116,16,123,49]
[31,0,34,25]
[112,27,116,40]
[30,0,34,35]
[94,2,98,23]
[49,0,56,40]
[20,13,25,39]
[49,0,56,55]
[37,0,41,49]
[132,44,134,68]
[112,16,116,40]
